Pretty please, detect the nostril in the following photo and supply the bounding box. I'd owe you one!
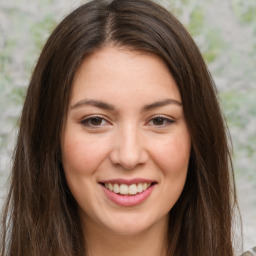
[109,139,148,170]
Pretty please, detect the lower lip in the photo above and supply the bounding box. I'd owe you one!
[101,184,155,207]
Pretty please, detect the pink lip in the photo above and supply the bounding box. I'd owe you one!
[100,183,156,207]
[99,178,155,185]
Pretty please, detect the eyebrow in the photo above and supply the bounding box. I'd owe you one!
[71,99,115,111]
[142,99,182,111]
[70,98,182,111]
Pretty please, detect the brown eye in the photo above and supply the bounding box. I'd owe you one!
[148,115,175,127]
[152,117,165,126]
[81,116,108,127]
[90,117,103,126]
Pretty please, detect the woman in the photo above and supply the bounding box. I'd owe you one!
[0,0,240,255]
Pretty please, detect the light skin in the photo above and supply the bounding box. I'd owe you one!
[61,46,191,256]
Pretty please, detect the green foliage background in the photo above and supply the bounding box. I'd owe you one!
[0,0,255,251]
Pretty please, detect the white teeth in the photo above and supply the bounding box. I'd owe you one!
[104,182,152,195]
[108,183,113,191]
[128,184,137,195]
[142,183,147,190]
[120,184,129,195]
[113,183,120,193]
[137,183,143,193]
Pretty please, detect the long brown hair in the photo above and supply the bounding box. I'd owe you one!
[1,0,239,255]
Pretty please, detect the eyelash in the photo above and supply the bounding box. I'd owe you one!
[80,115,175,128]
[80,115,109,128]
[147,115,175,127]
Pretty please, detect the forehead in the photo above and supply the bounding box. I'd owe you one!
[71,46,181,107]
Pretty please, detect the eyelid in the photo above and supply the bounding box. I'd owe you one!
[146,114,176,126]
[80,115,111,128]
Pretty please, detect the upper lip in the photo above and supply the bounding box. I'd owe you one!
[99,178,157,185]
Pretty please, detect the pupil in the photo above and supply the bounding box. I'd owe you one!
[91,117,102,125]
[153,117,164,125]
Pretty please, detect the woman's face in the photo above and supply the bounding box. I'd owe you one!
[62,46,191,236]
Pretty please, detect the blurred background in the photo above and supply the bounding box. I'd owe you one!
[0,0,255,253]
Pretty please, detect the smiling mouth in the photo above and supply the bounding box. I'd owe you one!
[100,182,156,196]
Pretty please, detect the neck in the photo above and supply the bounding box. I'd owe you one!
[82,217,168,256]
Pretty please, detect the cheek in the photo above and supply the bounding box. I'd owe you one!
[152,134,191,176]
[151,134,191,211]
[61,132,111,211]
[61,130,110,176]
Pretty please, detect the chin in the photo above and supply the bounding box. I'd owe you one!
[101,212,166,236]
[106,223,150,236]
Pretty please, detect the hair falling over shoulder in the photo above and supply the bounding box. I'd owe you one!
[0,0,241,255]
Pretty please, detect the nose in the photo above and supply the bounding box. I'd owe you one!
[109,123,148,170]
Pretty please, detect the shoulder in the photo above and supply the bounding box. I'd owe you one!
[241,246,256,256]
